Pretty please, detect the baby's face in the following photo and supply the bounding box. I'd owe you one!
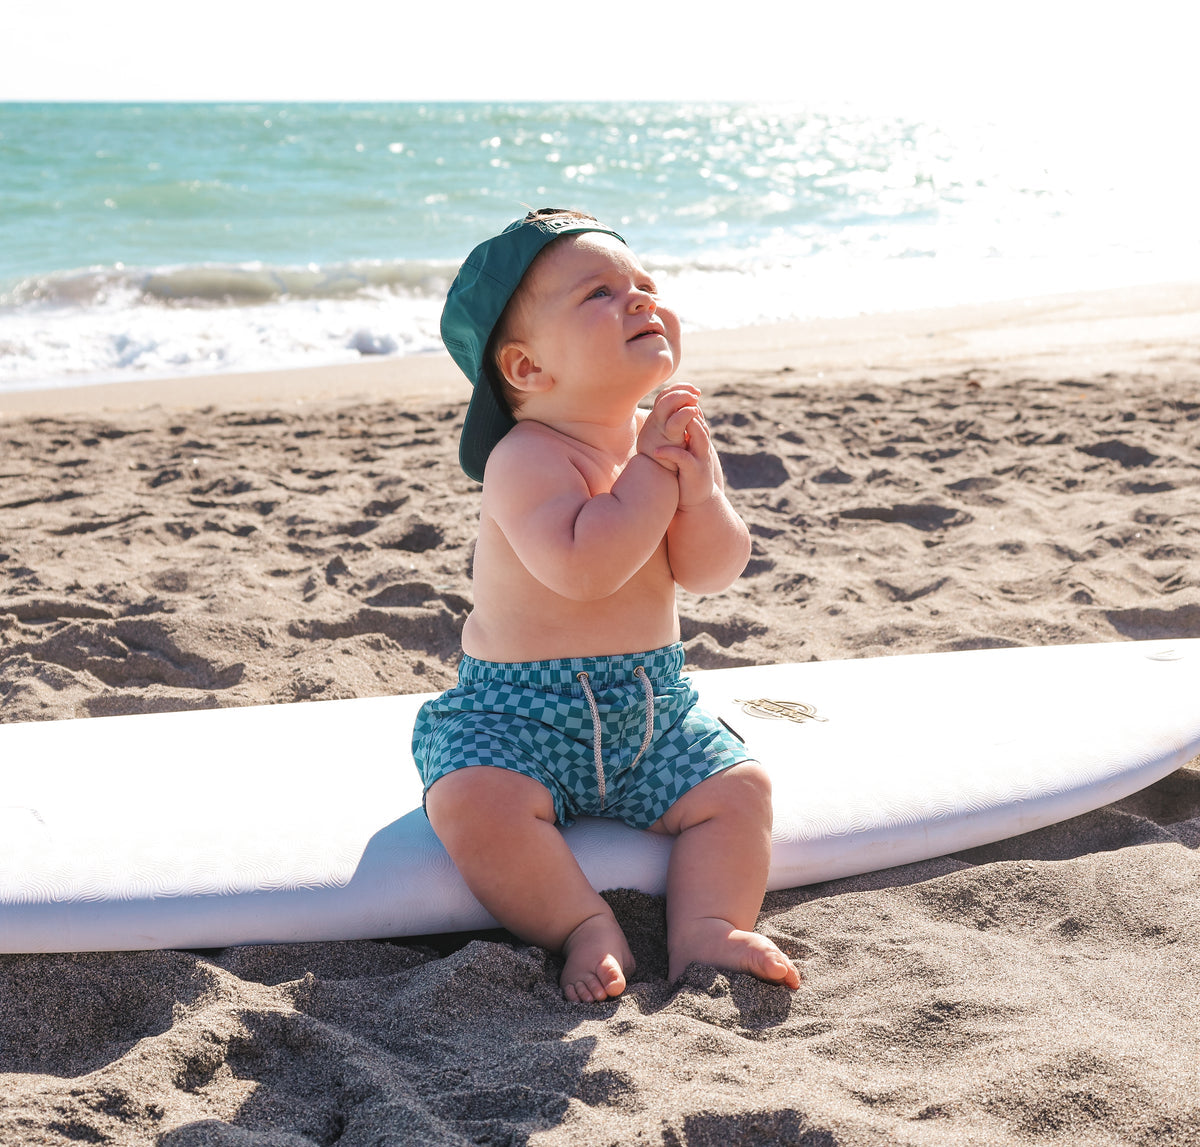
[517,233,682,403]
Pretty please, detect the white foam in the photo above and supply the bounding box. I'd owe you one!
[0,288,446,392]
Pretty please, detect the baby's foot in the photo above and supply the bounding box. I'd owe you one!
[669,918,801,989]
[560,912,635,1003]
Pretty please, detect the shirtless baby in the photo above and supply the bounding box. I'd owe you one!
[412,208,801,1002]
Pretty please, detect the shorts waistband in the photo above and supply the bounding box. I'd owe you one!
[457,642,685,690]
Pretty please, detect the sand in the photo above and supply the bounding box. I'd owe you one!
[2,283,1200,1145]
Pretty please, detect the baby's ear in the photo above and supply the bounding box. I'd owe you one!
[496,342,552,393]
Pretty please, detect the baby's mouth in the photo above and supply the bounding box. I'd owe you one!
[629,325,665,342]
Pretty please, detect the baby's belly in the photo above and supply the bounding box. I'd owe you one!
[462,592,681,663]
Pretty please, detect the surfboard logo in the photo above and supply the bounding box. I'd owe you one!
[735,698,827,724]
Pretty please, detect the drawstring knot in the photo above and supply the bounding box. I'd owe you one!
[576,666,656,811]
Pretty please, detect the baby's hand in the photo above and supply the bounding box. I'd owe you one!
[637,384,701,473]
[653,405,723,508]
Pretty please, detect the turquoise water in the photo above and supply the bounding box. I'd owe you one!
[1,101,1194,389]
[0,102,949,279]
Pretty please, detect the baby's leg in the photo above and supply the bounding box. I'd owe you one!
[425,765,634,1002]
[651,762,801,988]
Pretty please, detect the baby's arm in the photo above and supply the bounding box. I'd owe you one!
[655,405,751,594]
[482,427,679,601]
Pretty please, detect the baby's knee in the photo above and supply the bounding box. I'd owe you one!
[720,760,773,815]
[664,760,772,832]
[425,765,555,836]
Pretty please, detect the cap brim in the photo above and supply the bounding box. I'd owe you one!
[458,373,516,484]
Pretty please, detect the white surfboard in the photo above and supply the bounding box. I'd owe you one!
[2,640,1198,953]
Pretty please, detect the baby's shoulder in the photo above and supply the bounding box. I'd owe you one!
[484,421,582,488]
[490,420,569,466]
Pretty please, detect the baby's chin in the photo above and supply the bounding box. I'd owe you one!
[644,350,682,386]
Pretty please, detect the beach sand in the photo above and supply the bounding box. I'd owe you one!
[2,283,1199,1145]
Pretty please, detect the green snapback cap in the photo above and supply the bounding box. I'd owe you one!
[441,209,625,482]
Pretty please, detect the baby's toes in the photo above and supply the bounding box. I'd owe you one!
[595,954,626,996]
[756,942,802,989]
[563,973,605,1003]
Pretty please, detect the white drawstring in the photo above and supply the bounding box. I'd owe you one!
[576,670,605,809]
[576,666,656,811]
[630,666,656,771]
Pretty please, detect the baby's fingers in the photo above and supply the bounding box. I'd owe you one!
[684,409,710,443]
[653,444,692,473]
[653,385,700,419]
[656,381,700,402]
[664,405,697,443]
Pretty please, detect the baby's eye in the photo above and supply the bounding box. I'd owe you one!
[588,285,610,299]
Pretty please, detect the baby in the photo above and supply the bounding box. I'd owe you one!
[413,209,800,1002]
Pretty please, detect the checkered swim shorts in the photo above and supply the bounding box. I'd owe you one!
[411,642,751,830]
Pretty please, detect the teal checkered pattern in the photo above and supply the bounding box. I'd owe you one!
[411,643,751,830]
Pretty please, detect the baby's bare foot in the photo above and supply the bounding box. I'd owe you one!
[560,912,635,1003]
[669,918,801,989]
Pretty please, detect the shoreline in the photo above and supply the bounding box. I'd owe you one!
[3,280,1198,418]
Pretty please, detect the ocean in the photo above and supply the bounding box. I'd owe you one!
[1,101,1195,394]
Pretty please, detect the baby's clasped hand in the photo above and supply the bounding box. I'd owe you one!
[637,383,701,474]
[643,385,722,508]
[670,408,722,509]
